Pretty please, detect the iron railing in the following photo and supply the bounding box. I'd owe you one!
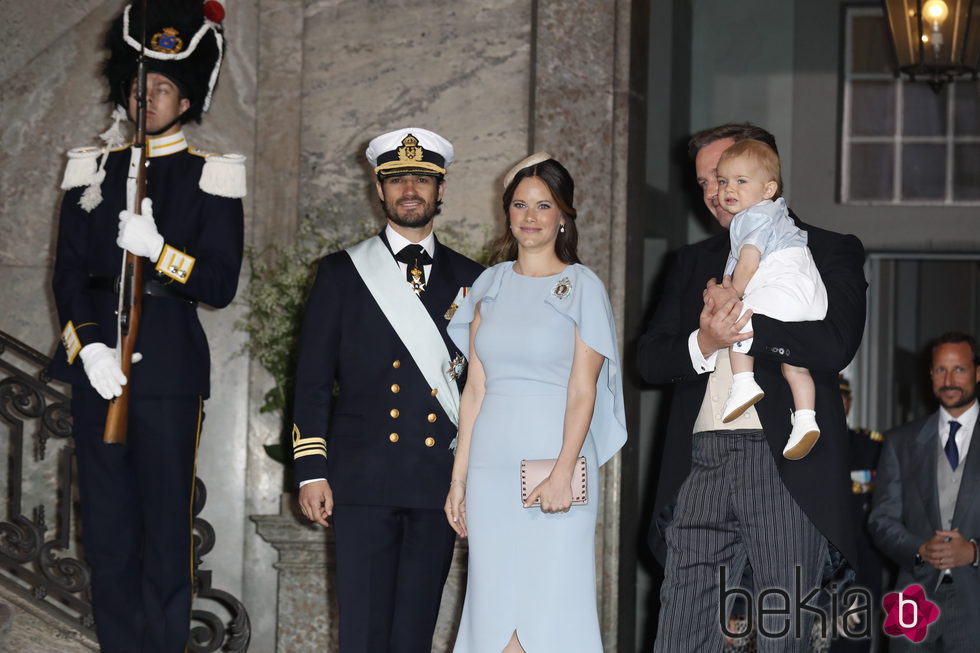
[0,329,250,651]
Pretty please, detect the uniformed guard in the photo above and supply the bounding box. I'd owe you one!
[830,374,888,652]
[293,127,483,652]
[47,1,244,650]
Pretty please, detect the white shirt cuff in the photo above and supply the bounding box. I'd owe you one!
[689,330,718,374]
[732,317,754,354]
[299,478,326,487]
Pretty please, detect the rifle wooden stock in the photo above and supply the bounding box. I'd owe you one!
[103,13,148,444]
[103,253,143,443]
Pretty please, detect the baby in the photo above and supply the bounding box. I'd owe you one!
[716,139,828,459]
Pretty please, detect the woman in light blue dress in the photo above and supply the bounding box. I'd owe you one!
[445,154,627,652]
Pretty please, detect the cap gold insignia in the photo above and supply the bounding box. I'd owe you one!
[151,27,184,54]
[397,134,425,163]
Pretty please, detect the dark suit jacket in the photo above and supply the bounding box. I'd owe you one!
[868,411,980,633]
[637,214,867,569]
[291,232,483,510]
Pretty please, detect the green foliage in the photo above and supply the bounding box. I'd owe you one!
[236,208,495,465]
[236,216,378,417]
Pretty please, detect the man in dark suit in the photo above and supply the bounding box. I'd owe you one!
[869,332,980,651]
[48,3,243,651]
[637,123,867,650]
[292,127,483,653]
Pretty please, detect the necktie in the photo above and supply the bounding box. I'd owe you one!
[945,420,961,471]
[394,244,433,295]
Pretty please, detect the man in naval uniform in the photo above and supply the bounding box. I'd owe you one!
[293,127,483,652]
[47,2,244,651]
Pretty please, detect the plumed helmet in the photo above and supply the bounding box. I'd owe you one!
[103,0,226,124]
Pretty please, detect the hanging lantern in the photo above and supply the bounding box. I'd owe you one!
[882,0,980,90]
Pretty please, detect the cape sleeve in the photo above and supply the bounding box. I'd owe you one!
[544,264,628,465]
[447,262,509,357]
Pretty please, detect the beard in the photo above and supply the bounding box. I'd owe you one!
[935,384,978,411]
[381,197,440,229]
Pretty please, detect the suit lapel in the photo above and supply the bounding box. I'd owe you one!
[913,414,943,531]
[952,418,980,527]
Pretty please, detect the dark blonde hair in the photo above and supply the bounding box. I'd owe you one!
[489,158,581,265]
[718,138,782,199]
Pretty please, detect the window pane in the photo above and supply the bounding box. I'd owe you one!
[851,15,895,74]
[953,144,980,201]
[903,83,947,137]
[954,81,980,136]
[852,81,896,136]
[850,144,894,200]
[902,144,946,200]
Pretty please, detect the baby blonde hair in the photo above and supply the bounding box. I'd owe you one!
[718,138,782,199]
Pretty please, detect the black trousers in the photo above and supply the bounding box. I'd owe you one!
[71,388,202,653]
[332,504,457,653]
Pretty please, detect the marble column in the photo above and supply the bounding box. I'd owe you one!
[252,495,467,652]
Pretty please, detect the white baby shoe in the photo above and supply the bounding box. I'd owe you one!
[721,378,764,423]
[783,411,821,460]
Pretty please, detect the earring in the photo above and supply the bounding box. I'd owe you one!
[559,223,566,234]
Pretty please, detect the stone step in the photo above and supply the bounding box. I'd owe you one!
[0,583,98,652]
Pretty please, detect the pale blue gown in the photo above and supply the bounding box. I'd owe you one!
[448,262,627,653]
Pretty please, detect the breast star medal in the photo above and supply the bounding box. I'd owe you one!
[448,354,466,380]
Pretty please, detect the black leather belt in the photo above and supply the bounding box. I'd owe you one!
[87,275,196,305]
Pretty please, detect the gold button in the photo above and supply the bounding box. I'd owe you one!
[390,409,400,418]
[424,437,436,447]
[389,432,399,443]
[430,388,438,397]
[427,413,437,423]
[391,384,400,393]
[392,360,401,369]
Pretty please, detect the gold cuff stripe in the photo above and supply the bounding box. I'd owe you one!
[293,436,326,447]
[155,244,196,284]
[293,442,327,454]
[61,321,82,365]
[294,449,327,460]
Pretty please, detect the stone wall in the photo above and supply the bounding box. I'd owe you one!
[0,1,634,650]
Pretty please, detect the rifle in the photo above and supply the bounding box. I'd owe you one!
[104,0,148,444]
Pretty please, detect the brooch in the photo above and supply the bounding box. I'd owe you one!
[444,303,458,320]
[551,277,573,300]
[448,354,466,380]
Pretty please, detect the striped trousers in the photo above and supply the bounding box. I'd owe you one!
[654,430,827,652]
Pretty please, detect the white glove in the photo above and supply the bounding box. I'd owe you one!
[78,343,143,400]
[117,197,165,260]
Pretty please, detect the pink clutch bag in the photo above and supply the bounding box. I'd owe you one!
[520,456,588,508]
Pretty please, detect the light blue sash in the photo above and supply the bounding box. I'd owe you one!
[346,237,460,426]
